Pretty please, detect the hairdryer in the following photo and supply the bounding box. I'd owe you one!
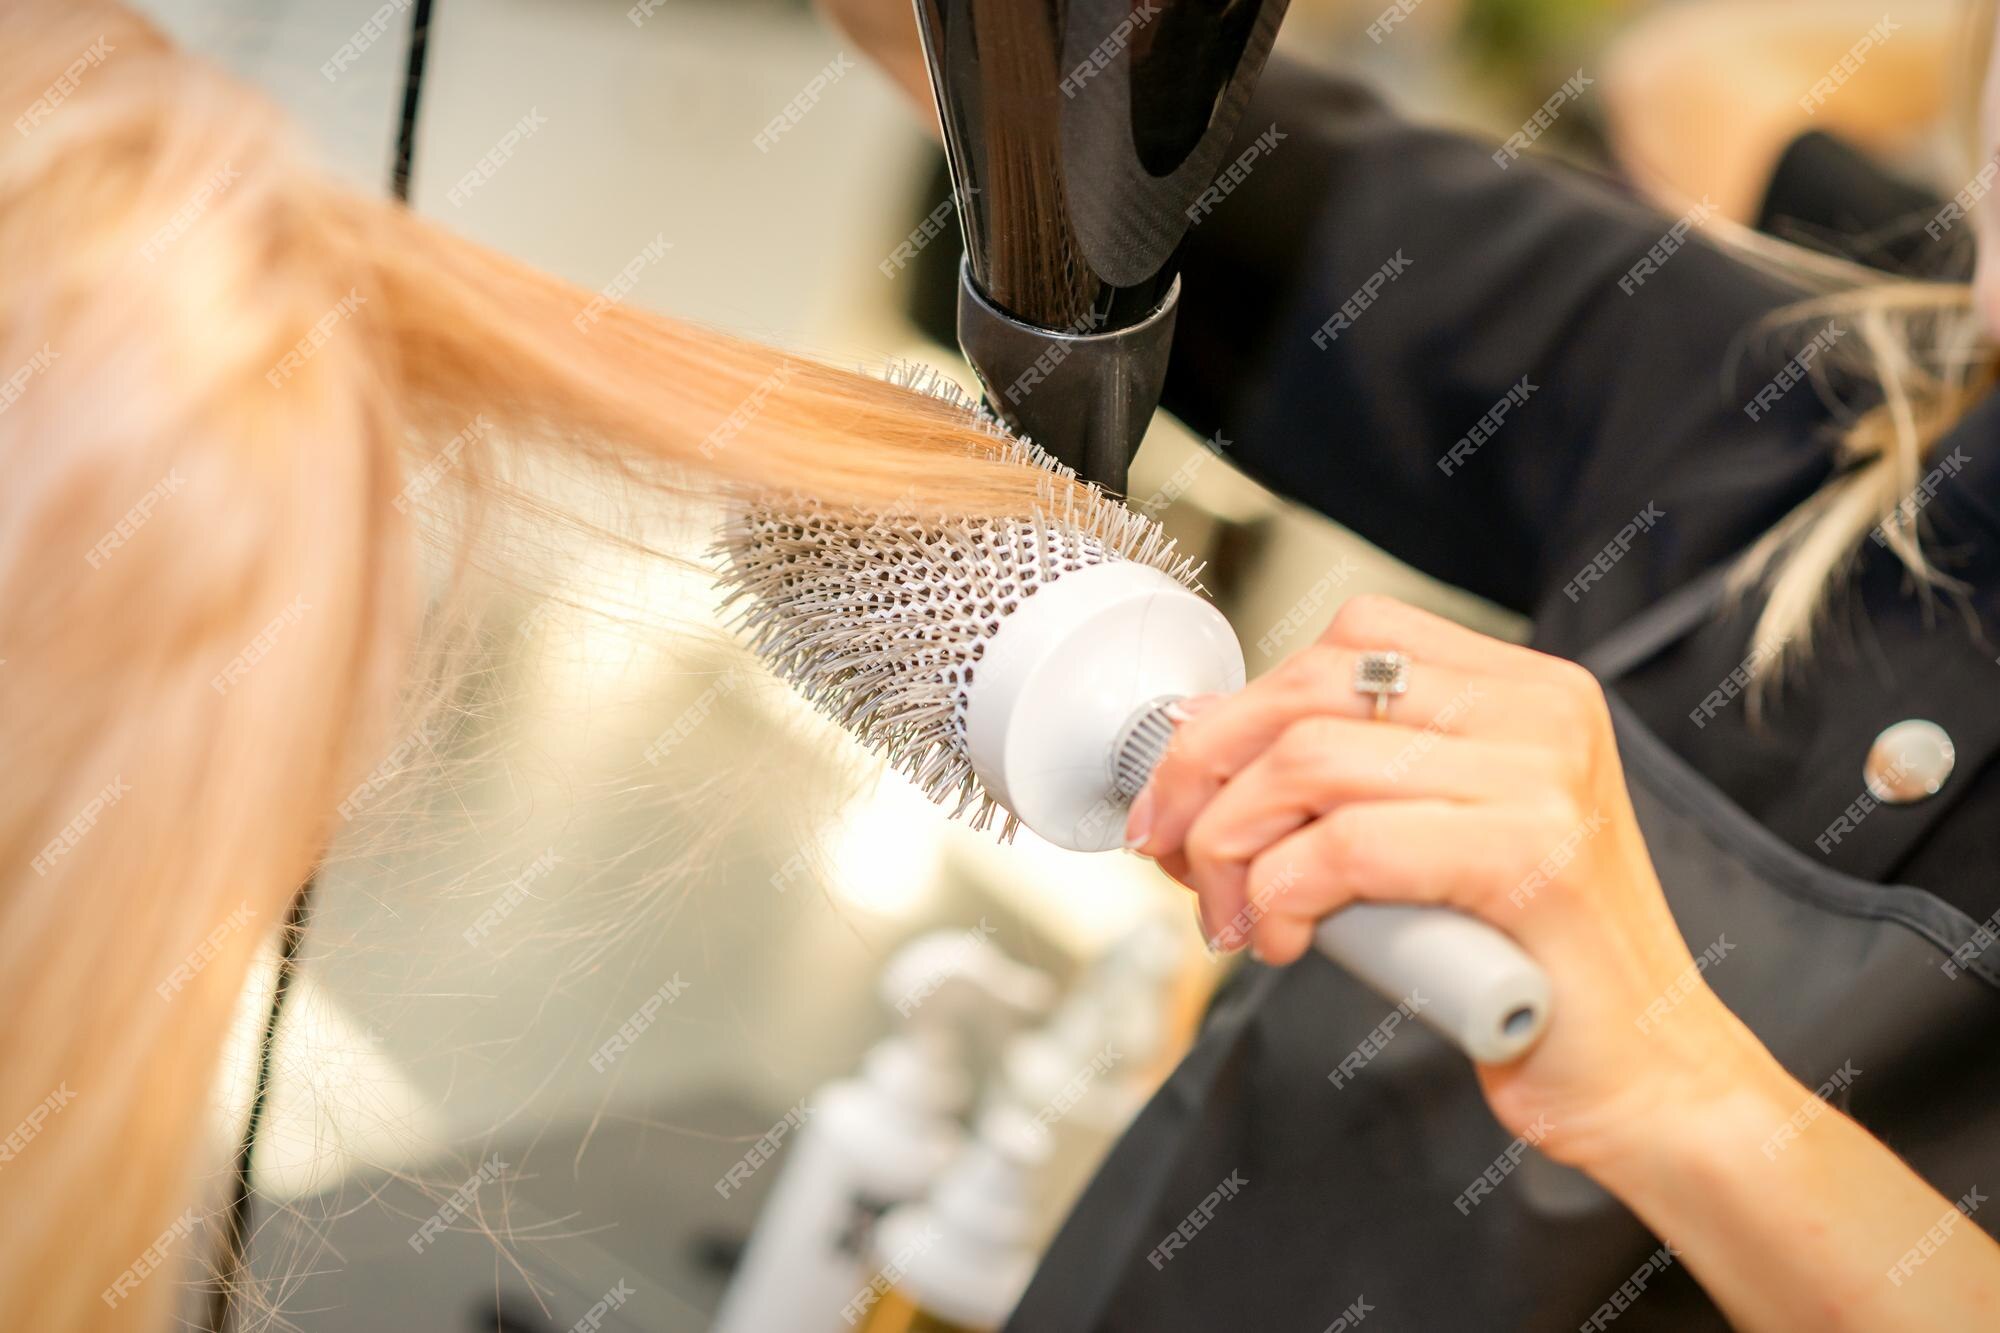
[913,0,1291,492]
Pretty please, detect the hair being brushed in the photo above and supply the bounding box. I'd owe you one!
[0,3,1092,1328]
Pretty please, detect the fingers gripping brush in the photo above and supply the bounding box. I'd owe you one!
[718,369,1551,1065]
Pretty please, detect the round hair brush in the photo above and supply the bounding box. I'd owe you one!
[718,368,1550,1064]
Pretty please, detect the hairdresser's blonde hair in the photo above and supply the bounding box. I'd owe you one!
[1726,0,2000,685]
[0,4,1078,1327]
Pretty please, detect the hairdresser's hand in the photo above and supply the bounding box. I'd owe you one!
[1125,595,1790,1175]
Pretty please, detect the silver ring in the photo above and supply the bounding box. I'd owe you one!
[1352,650,1412,722]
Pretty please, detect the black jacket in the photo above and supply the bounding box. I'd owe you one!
[1162,60,2000,920]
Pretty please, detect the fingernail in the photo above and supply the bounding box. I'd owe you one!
[1165,694,1223,724]
[1191,898,1217,951]
[1123,788,1155,849]
[1248,943,1270,965]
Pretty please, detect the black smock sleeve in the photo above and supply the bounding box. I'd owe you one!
[1162,58,1841,624]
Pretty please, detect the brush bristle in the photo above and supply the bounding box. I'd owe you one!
[715,363,1202,837]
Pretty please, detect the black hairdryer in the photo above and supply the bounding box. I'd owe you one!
[913,0,1291,492]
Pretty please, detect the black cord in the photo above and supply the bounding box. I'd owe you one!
[392,0,437,204]
[201,875,316,1333]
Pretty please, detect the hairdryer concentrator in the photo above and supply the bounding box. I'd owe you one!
[905,2,1553,1065]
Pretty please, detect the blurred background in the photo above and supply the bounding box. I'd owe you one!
[131,0,1967,1328]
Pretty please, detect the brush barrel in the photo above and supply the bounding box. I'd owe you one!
[962,562,1552,1065]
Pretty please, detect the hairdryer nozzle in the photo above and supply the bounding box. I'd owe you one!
[956,259,1179,492]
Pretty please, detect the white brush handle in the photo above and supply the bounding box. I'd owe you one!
[1313,904,1549,1065]
[962,562,1553,1065]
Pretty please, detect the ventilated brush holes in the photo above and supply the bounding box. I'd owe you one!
[715,362,1205,836]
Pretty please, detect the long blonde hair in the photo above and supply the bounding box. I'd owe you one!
[0,4,1079,1327]
[1728,0,2000,682]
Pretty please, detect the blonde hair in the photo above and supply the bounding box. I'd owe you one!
[1727,0,2000,687]
[0,3,1078,1327]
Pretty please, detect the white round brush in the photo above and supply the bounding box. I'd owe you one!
[719,367,1550,1065]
